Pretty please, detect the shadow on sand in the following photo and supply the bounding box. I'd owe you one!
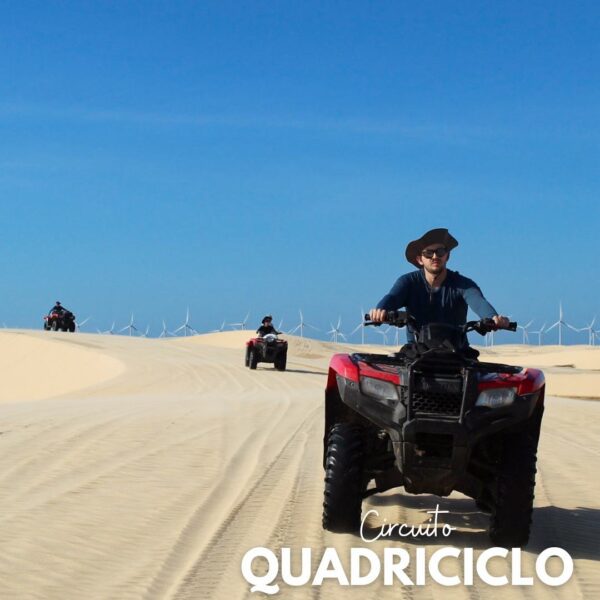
[358,493,600,559]
[255,367,326,376]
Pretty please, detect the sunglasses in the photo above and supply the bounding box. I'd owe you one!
[421,247,448,259]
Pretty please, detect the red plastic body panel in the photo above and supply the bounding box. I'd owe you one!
[327,354,359,389]
[328,354,402,385]
[477,368,545,396]
[356,362,401,384]
[328,353,545,397]
[246,337,287,348]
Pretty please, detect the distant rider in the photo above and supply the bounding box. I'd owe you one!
[256,315,281,337]
[49,301,68,315]
[369,228,509,346]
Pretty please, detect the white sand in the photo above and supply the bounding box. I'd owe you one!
[0,330,598,599]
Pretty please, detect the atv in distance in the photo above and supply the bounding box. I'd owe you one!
[245,333,288,371]
[44,310,76,332]
[322,311,545,548]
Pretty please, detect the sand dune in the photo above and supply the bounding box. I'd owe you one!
[0,330,598,599]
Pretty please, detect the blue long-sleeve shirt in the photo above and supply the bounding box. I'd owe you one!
[376,269,497,342]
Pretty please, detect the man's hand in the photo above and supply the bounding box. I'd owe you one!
[369,308,387,323]
[493,315,510,329]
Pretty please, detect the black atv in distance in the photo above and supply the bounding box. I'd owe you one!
[245,334,288,371]
[44,310,76,332]
[322,311,545,548]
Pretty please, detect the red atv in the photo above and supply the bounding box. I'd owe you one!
[245,334,288,371]
[44,310,76,332]
[322,311,545,547]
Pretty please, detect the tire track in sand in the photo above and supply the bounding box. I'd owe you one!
[165,405,321,600]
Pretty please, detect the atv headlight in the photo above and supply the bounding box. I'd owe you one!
[475,387,517,408]
[360,377,399,403]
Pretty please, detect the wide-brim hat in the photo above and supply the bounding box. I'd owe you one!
[405,228,459,268]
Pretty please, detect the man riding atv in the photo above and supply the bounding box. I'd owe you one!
[256,315,281,337]
[246,316,287,370]
[44,301,76,332]
[369,228,509,349]
[321,228,543,548]
[49,301,68,316]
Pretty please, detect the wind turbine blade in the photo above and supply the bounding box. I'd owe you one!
[350,323,363,335]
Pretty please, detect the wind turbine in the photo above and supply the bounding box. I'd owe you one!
[376,326,390,346]
[228,312,250,331]
[575,316,597,346]
[327,317,347,343]
[209,320,227,333]
[529,323,546,346]
[119,314,139,336]
[350,307,367,345]
[98,322,115,335]
[173,308,198,337]
[289,310,320,338]
[517,319,534,344]
[159,320,175,337]
[140,325,151,338]
[75,316,91,332]
[546,302,576,345]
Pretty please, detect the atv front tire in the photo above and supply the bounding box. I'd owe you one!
[275,353,287,371]
[249,349,258,370]
[245,348,250,367]
[489,426,540,547]
[51,321,59,331]
[322,423,365,533]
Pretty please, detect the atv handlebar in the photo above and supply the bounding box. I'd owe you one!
[364,311,413,328]
[464,318,517,334]
[364,311,517,334]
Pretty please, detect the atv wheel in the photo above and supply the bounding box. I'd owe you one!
[274,353,287,371]
[68,323,75,333]
[249,349,258,370]
[51,320,59,331]
[489,426,540,547]
[245,348,250,367]
[322,423,365,533]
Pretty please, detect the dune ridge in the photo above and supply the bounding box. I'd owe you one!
[0,329,597,599]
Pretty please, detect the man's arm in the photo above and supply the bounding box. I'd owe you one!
[462,283,497,319]
[370,274,411,322]
[460,277,509,327]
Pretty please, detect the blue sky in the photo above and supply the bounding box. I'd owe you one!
[1,1,598,343]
